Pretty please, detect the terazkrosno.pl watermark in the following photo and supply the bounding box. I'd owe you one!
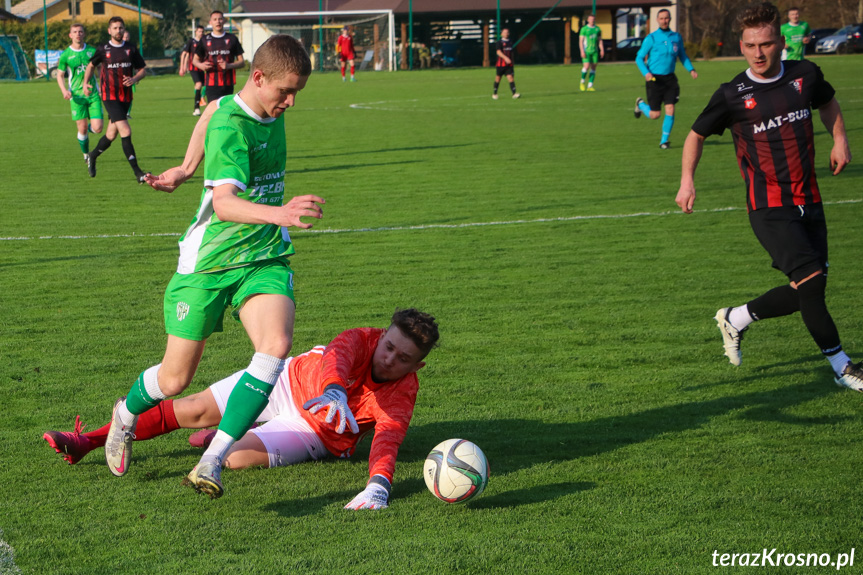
[712,549,855,570]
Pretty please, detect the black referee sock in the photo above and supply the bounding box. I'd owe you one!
[493,81,500,94]
[91,135,112,159]
[121,136,142,174]
[194,89,202,108]
[746,284,799,320]
[796,274,842,355]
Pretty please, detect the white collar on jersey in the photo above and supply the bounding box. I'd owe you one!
[108,40,125,48]
[69,43,88,52]
[746,62,785,84]
[210,32,227,39]
[232,94,277,124]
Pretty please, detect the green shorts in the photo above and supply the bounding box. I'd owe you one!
[582,51,599,65]
[163,259,295,341]
[70,93,103,122]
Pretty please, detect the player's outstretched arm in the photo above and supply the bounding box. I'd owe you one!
[676,130,705,213]
[818,97,852,175]
[145,100,220,192]
[302,384,359,434]
[345,475,391,510]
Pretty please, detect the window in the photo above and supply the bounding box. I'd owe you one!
[92,2,105,15]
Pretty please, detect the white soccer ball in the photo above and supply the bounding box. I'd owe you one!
[423,438,489,503]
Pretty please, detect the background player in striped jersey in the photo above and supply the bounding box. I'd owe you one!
[675,2,862,391]
[193,11,245,103]
[56,23,103,162]
[492,28,520,100]
[45,309,440,509]
[336,26,356,82]
[82,17,149,183]
[578,14,604,92]
[100,35,324,499]
[179,25,206,115]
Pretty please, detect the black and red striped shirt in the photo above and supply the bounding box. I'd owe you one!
[692,60,835,212]
[495,38,514,68]
[90,41,146,103]
[182,36,201,72]
[194,32,244,88]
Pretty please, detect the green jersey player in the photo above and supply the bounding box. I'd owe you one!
[103,35,325,499]
[579,14,604,91]
[780,7,811,60]
[56,23,103,161]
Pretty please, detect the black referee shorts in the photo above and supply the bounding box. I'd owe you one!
[748,203,829,284]
[645,73,680,111]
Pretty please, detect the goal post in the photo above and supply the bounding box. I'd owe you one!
[227,10,395,72]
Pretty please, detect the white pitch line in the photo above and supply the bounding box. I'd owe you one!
[2,199,860,242]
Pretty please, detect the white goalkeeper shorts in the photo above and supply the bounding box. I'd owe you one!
[208,359,328,468]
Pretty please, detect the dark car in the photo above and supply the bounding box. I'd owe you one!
[615,37,643,60]
[815,24,863,54]
[806,27,837,54]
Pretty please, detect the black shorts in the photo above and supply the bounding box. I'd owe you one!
[496,65,514,77]
[103,100,131,123]
[645,73,680,111]
[205,85,235,102]
[748,203,828,283]
[189,70,205,84]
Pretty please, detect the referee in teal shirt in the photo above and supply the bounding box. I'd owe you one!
[633,9,697,149]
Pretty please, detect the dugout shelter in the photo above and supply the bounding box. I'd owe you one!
[236,0,672,70]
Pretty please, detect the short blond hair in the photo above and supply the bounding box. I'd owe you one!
[251,35,311,78]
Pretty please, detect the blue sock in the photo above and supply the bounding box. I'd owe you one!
[638,101,652,116]
[661,115,675,144]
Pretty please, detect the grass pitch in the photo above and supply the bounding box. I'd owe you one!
[2,55,863,574]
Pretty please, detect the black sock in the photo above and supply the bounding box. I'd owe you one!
[194,89,202,108]
[493,81,500,94]
[91,135,112,159]
[796,274,842,355]
[510,81,517,94]
[121,136,142,175]
[747,284,799,320]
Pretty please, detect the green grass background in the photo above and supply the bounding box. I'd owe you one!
[1,55,862,574]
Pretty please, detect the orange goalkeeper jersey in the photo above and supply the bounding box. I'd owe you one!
[288,327,419,482]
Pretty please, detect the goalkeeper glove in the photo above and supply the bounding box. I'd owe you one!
[344,475,391,510]
[302,384,359,434]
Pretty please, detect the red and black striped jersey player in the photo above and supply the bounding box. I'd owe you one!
[676,2,862,391]
[193,10,245,103]
[82,16,149,184]
[492,28,520,100]
[179,25,205,116]
[44,308,441,508]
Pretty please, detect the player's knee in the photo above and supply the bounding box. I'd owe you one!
[257,335,292,359]
[156,372,193,396]
[175,395,218,427]
[649,111,661,120]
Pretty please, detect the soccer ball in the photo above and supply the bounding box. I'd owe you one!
[423,438,489,503]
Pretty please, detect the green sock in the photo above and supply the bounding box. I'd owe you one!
[217,372,274,440]
[580,70,586,81]
[78,135,89,154]
[589,71,595,83]
[124,371,161,415]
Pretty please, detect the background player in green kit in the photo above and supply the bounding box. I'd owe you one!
[104,35,325,499]
[781,7,811,60]
[579,14,604,92]
[56,23,103,162]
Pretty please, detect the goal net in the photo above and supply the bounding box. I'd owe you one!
[0,35,30,81]
[227,10,394,72]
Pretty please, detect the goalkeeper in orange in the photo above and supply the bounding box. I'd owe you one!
[44,308,440,508]
[336,26,357,82]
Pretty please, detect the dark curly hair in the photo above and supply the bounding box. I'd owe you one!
[390,308,440,358]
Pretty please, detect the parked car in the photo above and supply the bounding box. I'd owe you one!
[806,27,837,54]
[815,24,863,53]
[615,37,643,60]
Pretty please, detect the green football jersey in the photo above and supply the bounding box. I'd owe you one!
[58,44,96,96]
[580,25,601,54]
[177,95,294,274]
[781,21,811,60]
